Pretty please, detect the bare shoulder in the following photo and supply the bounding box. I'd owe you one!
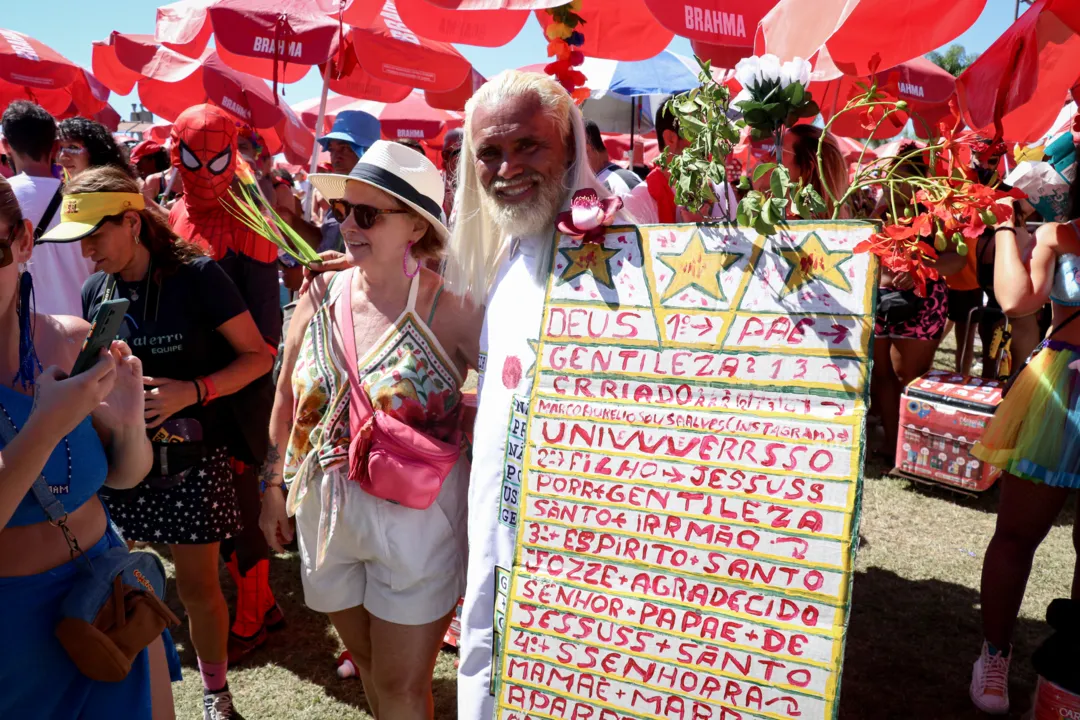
[35,313,90,369]
[1035,222,1080,254]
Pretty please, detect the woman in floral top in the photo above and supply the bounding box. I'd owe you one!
[259,142,482,719]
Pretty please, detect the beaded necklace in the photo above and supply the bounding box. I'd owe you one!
[0,392,73,494]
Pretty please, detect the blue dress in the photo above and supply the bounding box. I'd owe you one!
[0,385,177,719]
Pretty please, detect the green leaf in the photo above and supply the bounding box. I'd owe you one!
[788,83,805,106]
[798,100,821,119]
[737,175,752,191]
[802,186,827,214]
[762,197,778,225]
[770,165,791,199]
[736,202,750,228]
[752,163,777,183]
[770,196,789,219]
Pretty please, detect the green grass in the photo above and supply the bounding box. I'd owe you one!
[161,354,1075,719]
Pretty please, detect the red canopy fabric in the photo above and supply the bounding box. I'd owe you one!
[426,68,486,111]
[756,0,986,79]
[155,0,341,84]
[346,2,472,92]
[394,0,528,46]
[832,134,876,163]
[322,34,413,102]
[644,0,777,48]
[94,32,314,164]
[295,91,463,140]
[0,29,110,117]
[690,40,753,70]
[958,0,1080,144]
[535,0,673,61]
[813,56,957,139]
[395,0,562,8]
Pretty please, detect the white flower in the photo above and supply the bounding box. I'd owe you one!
[734,56,763,90]
[780,57,812,88]
[758,54,782,85]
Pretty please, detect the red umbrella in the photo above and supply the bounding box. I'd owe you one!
[957,0,1080,144]
[320,31,412,102]
[833,134,876,163]
[389,0,561,8]
[0,29,110,117]
[644,0,778,48]
[813,56,957,139]
[425,68,485,111]
[756,0,986,79]
[155,0,342,87]
[691,40,753,70]
[93,32,314,165]
[393,0,529,46]
[535,0,672,61]
[295,91,463,139]
[345,1,472,92]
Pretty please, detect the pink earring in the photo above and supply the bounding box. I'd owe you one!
[403,241,420,278]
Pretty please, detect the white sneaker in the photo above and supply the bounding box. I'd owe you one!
[970,641,1011,715]
[203,686,245,720]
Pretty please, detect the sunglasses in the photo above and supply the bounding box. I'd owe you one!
[330,200,410,228]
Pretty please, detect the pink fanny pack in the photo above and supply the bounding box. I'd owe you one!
[335,270,461,510]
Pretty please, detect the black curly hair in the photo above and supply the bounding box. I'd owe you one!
[57,117,133,177]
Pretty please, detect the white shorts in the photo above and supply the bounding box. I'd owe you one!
[295,458,468,625]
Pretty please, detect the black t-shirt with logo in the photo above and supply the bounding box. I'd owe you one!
[82,256,248,446]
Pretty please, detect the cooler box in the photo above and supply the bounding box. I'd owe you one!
[894,370,1004,492]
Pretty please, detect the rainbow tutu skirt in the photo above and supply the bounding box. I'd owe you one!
[973,340,1080,488]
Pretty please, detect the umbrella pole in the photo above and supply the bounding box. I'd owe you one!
[303,62,332,223]
[629,97,636,172]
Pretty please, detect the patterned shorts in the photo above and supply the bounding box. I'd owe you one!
[875,278,949,341]
[101,447,241,545]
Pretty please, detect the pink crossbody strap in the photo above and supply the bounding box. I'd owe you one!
[334,269,376,431]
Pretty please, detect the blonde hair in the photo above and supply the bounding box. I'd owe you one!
[444,71,635,306]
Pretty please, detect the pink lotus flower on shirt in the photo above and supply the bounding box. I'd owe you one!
[557,189,622,243]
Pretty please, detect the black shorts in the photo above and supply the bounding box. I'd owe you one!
[947,288,984,323]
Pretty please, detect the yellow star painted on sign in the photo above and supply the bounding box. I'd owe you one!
[656,231,742,303]
[777,232,853,296]
[558,242,619,288]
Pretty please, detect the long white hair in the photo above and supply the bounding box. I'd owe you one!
[444,70,637,307]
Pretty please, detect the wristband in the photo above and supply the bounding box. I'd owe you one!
[192,380,203,405]
[199,375,219,405]
[995,227,1017,234]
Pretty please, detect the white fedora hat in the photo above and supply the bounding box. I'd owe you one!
[309,140,448,242]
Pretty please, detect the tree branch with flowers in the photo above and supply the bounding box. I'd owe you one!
[660,54,1022,297]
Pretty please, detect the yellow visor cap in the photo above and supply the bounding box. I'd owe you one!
[38,192,146,243]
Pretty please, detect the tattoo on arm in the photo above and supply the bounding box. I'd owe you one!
[259,443,282,488]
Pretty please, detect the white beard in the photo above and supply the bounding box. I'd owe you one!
[480,173,568,239]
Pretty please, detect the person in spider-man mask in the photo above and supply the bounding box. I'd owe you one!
[168,104,286,669]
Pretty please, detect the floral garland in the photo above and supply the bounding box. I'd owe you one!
[543,1,590,104]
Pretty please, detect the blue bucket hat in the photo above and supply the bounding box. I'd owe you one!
[318,110,381,156]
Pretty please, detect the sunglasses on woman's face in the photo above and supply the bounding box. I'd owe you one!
[330,200,409,228]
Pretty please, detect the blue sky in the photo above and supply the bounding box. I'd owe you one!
[6,0,1019,119]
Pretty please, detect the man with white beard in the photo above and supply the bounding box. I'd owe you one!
[444,71,637,720]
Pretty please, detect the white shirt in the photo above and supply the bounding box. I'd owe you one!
[596,163,641,196]
[9,173,94,317]
[458,234,549,720]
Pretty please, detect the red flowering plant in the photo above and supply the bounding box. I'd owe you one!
[837,96,1024,297]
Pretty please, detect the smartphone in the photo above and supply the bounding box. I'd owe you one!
[70,298,130,376]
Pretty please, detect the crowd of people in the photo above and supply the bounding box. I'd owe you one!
[0,68,1077,720]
